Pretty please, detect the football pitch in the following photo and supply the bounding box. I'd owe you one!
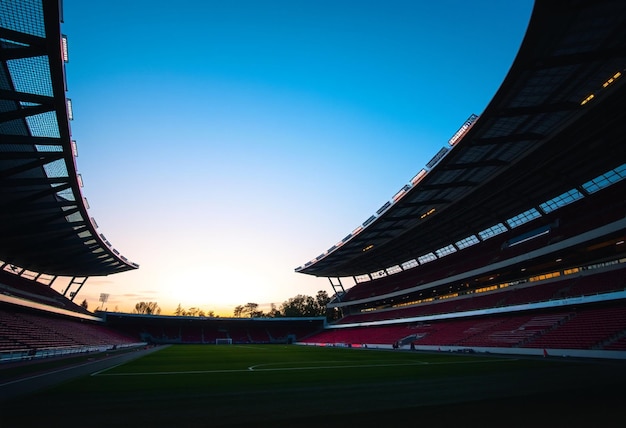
[2,344,626,427]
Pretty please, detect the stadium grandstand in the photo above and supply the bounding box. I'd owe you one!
[0,0,325,363]
[0,0,147,361]
[1,0,626,367]
[295,0,626,358]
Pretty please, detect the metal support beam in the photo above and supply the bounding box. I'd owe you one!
[63,276,88,301]
[328,277,345,301]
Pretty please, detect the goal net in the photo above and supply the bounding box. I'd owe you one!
[215,338,232,345]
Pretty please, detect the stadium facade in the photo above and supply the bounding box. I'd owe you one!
[295,0,626,357]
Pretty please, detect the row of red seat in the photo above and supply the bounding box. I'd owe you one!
[337,267,626,324]
[302,302,626,351]
[0,308,139,352]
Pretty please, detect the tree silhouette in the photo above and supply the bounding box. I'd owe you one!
[280,294,318,317]
[132,301,161,315]
[233,290,339,319]
[233,305,244,317]
[174,303,186,316]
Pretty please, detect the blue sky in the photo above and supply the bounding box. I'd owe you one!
[58,0,534,315]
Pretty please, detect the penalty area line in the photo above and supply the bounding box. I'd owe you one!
[93,368,252,377]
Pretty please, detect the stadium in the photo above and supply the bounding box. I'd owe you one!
[1,0,626,426]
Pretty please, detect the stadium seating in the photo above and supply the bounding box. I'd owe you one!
[334,265,625,325]
[302,301,626,352]
[0,306,142,361]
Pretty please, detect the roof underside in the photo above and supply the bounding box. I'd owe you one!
[298,0,626,278]
[0,0,138,277]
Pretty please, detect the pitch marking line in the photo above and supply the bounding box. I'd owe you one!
[247,360,426,371]
[91,358,511,377]
[1,360,120,386]
[248,358,513,372]
[92,368,248,376]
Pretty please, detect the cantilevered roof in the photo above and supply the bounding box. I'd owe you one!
[0,0,138,276]
[297,0,626,278]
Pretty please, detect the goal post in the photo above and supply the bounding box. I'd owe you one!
[215,338,232,345]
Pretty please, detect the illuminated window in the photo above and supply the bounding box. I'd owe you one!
[580,93,594,105]
[420,208,435,219]
[401,259,418,270]
[371,270,387,279]
[476,285,498,293]
[435,244,457,257]
[529,271,560,282]
[602,71,621,88]
[439,292,459,300]
[582,163,626,194]
[506,208,541,228]
[65,211,83,223]
[418,253,437,264]
[386,265,403,275]
[540,188,583,213]
[478,223,507,240]
[456,235,480,249]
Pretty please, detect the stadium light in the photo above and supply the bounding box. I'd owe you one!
[410,169,427,186]
[420,208,435,219]
[61,34,69,62]
[580,93,595,105]
[602,71,621,88]
[448,114,478,146]
[66,98,73,120]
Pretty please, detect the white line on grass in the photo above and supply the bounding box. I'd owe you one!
[247,358,514,371]
[247,361,427,371]
[93,368,253,376]
[232,345,271,350]
[92,358,512,377]
[1,360,108,386]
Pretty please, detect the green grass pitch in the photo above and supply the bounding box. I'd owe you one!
[2,344,626,427]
